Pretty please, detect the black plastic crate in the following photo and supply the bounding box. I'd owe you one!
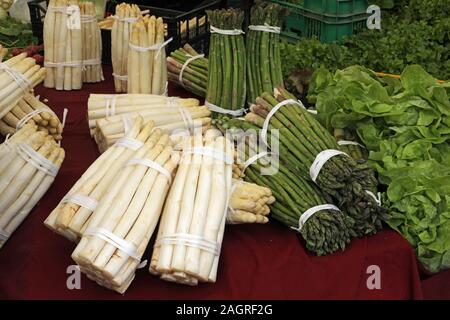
[28,0,48,44]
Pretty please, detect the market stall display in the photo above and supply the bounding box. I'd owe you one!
[43,0,83,91]
[80,1,104,83]
[167,44,208,97]
[0,93,64,141]
[0,123,65,249]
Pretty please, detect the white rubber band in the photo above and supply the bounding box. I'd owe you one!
[84,227,140,260]
[210,25,244,35]
[157,233,220,256]
[16,108,56,130]
[44,60,84,68]
[309,149,348,183]
[178,54,205,88]
[260,99,305,145]
[16,143,60,177]
[0,228,9,241]
[129,37,173,58]
[185,146,233,165]
[242,151,272,172]
[0,63,32,93]
[126,158,172,184]
[115,137,144,150]
[111,15,138,23]
[365,190,382,206]
[163,81,168,96]
[82,58,102,66]
[178,107,194,134]
[166,96,180,108]
[81,14,97,23]
[205,100,245,117]
[62,193,98,212]
[337,140,365,148]
[291,204,341,232]
[112,73,128,81]
[122,114,133,134]
[248,24,281,34]
[61,108,68,128]
[47,5,81,29]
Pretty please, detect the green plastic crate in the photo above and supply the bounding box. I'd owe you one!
[267,0,369,43]
[303,0,368,17]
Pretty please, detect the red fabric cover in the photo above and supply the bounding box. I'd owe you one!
[0,67,423,299]
[422,270,450,300]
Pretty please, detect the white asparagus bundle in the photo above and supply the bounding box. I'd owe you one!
[0,124,65,249]
[127,15,168,95]
[43,0,83,90]
[149,129,234,285]
[81,1,104,83]
[111,3,143,92]
[87,93,200,130]
[0,53,47,119]
[44,116,154,242]
[227,180,275,224]
[93,106,212,153]
[71,130,178,293]
[0,93,64,141]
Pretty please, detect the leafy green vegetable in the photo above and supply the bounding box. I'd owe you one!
[309,64,450,273]
[0,16,37,48]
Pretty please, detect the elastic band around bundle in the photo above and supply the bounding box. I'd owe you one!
[179,54,205,88]
[309,149,348,183]
[157,233,220,256]
[126,158,172,184]
[111,15,138,23]
[260,99,305,146]
[185,146,233,165]
[205,100,245,117]
[84,227,140,260]
[115,137,144,150]
[44,60,84,68]
[128,37,173,58]
[16,143,60,177]
[47,5,81,29]
[337,140,365,148]
[0,228,9,241]
[0,63,32,93]
[62,193,98,212]
[112,73,128,81]
[81,14,97,23]
[178,107,194,134]
[291,204,341,232]
[248,24,281,34]
[210,25,244,35]
[242,151,273,172]
[16,108,56,131]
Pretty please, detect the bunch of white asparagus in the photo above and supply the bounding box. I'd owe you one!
[88,94,211,153]
[81,1,104,83]
[87,93,200,133]
[227,180,274,224]
[45,117,155,242]
[111,3,143,92]
[43,0,83,90]
[71,125,178,293]
[149,130,234,285]
[128,15,168,95]
[0,124,65,249]
[0,93,63,141]
[0,53,46,119]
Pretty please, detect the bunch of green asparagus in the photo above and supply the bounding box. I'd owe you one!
[238,88,386,238]
[167,44,208,97]
[205,8,246,117]
[246,1,287,103]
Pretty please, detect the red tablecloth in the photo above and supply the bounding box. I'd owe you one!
[0,67,423,300]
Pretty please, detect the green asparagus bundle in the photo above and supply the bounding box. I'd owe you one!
[334,128,367,161]
[244,87,386,237]
[205,8,246,117]
[221,124,354,255]
[246,1,287,103]
[167,44,208,97]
